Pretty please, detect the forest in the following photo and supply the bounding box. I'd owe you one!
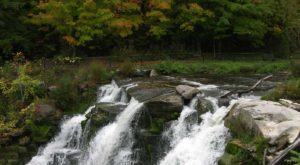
[1,1,300,165]
[1,0,300,60]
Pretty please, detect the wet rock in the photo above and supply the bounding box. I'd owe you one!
[225,99,300,150]
[176,85,200,100]
[133,69,151,77]
[94,102,127,115]
[150,69,158,77]
[145,93,183,120]
[196,98,215,116]
[128,87,174,102]
[218,97,231,107]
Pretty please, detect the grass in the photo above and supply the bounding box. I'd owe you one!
[151,60,289,76]
[262,78,300,101]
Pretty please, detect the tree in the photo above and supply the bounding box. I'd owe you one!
[0,1,35,58]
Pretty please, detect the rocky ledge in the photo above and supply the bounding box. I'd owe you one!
[222,99,300,165]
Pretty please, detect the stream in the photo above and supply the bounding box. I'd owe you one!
[26,75,281,165]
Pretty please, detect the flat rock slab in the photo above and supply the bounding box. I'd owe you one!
[94,102,127,114]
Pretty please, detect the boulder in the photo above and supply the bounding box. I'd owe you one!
[133,69,151,77]
[150,69,158,77]
[225,99,300,150]
[196,98,215,116]
[34,103,62,122]
[145,93,183,120]
[128,87,174,102]
[94,102,127,115]
[176,85,200,100]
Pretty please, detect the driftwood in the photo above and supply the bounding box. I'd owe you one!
[268,135,300,165]
[220,75,273,98]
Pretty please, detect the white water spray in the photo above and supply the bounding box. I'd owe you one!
[27,80,128,165]
[159,98,235,165]
[81,98,143,165]
[26,106,94,165]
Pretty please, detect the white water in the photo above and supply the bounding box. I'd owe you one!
[27,106,94,165]
[159,98,235,165]
[81,98,143,165]
[27,80,128,165]
[27,78,258,165]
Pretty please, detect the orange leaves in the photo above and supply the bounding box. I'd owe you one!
[149,0,172,10]
[112,19,134,28]
[63,35,78,46]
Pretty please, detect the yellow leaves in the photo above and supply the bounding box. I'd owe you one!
[180,23,194,32]
[273,26,283,34]
[149,25,167,38]
[63,35,78,46]
[146,10,169,22]
[149,0,172,10]
[29,13,55,25]
[188,3,202,10]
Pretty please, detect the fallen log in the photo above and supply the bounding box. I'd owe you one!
[220,75,273,98]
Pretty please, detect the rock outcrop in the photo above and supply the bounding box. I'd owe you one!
[176,85,200,100]
[225,99,300,149]
[145,93,183,120]
[223,99,300,164]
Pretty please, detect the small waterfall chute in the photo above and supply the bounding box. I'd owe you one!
[80,98,144,165]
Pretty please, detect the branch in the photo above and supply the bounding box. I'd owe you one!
[220,75,273,98]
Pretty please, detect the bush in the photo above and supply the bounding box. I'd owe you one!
[262,78,300,101]
[3,64,45,104]
[119,60,135,77]
[291,61,300,77]
[77,62,110,84]
[52,75,78,111]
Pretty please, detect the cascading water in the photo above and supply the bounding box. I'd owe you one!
[157,80,236,165]
[27,80,129,165]
[80,98,143,165]
[27,77,260,165]
[159,98,235,165]
[26,106,94,165]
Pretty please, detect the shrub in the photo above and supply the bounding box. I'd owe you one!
[52,75,78,111]
[3,64,44,104]
[77,62,110,84]
[262,78,300,101]
[119,60,135,77]
[291,61,300,77]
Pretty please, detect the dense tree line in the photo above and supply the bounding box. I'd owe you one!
[0,0,300,59]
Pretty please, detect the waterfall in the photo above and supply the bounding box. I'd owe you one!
[27,78,249,165]
[27,80,127,165]
[26,106,94,165]
[159,98,235,165]
[80,98,143,165]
